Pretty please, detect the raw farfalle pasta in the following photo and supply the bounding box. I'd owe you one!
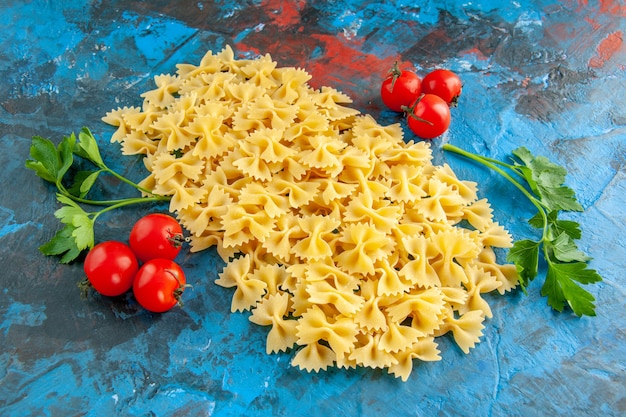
[104,45,519,381]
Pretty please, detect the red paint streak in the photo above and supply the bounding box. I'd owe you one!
[459,47,489,61]
[261,0,306,28]
[233,42,262,58]
[588,31,624,68]
[599,0,626,16]
[305,34,396,90]
[566,0,626,16]
[235,28,406,111]
[584,17,601,30]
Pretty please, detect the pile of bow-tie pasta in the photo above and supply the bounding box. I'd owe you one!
[103,45,518,381]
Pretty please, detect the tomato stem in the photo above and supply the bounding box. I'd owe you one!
[77,278,93,300]
[167,230,186,248]
[166,268,192,308]
[401,95,434,126]
[387,61,403,90]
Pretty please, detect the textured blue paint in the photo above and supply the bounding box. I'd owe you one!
[1,1,625,416]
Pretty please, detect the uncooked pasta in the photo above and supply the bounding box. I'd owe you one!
[103,45,518,381]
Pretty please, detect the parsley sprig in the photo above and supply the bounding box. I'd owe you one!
[443,144,602,317]
[26,127,169,263]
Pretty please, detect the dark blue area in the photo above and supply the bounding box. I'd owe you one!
[1,1,624,416]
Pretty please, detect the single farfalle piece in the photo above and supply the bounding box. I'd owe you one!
[237,181,290,219]
[152,151,205,185]
[117,130,159,156]
[385,164,428,203]
[262,214,306,263]
[102,106,143,144]
[188,114,236,160]
[290,214,341,261]
[291,341,336,372]
[270,66,312,104]
[243,95,299,131]
[283,111,330,142]
[249,263,291,297]
[470,247,519,294]
[176,47,226,79]
[152,177,208,212]
[459,265,502,318]
[354,279,389,332]
[122,106,160,136]
[306,279,364,316]
[312,178,358,206]
[385,288,446,337]
[238,53,279,90]
[414,178,466,222]
[262,172,321,205]
[387,337,441,382]
[221,204,277,248]
[311,86,360,122]
[249,292,298,353]
[432,163,478,204]
[298,133,346,175]
[349,333,399,370]
[343,190,403,234]
[247,127,297,164]
[296,305,359,359]
[151,109,195,152]
[478,222,514,248]
[215,254,267,312]
[226,80,268,106]
[140,74,180,109]
[334,222,394,276]
[429,229,482,287]
[351,115,403,158]
[378,318,422,354]
[304,260,360,292]
[436,309,486,354]
[461,198,494,232]
[177,186,233,236]
[373,257,412,296]
[380,139,432,167]
[399,234,440,288]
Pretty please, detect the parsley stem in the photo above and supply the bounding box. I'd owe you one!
[442,144,545,214]
[91,195,171,222]
[101,166,158,197]
[58,190,153,207]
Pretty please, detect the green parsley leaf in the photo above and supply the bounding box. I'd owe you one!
[68,170,102,198]
[507,239,540,288]
[547,232,591,263]
[53,194,95,251]
[512,147,583,212]
[530,211,582,240]
[25,135,61,183]
[74,127,105,167]
[542,262,601,316]
[70,213,95,250]
[57,133,76,184]
[39,224,83,264]
[54,194,88,224]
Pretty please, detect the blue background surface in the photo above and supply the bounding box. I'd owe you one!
[1,1,624,416]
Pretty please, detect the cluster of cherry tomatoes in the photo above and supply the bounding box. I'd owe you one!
[83,213,188,313]
[380,63,462,139]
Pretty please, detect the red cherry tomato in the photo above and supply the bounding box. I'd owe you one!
[380,62,422,112]
[405,94,451,139]
[83,241,139,297]
[421,69,462,106]
[133,258,187,313]
[129,213,184,263]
